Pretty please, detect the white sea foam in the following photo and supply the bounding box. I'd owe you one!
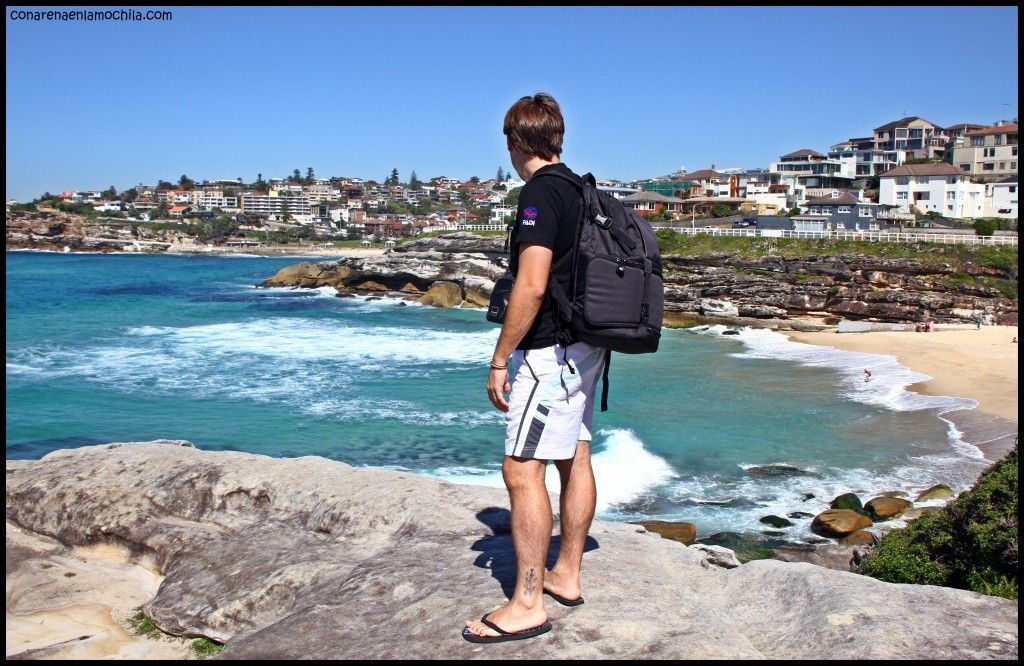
[690,326,976,414]
[626,445,992,541]
[123,317,497,365]
[427,428,678,513]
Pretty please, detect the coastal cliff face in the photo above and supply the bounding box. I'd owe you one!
[6,208,133,252]
[261,232,509,309]
[261,233,1018,325]
[5,441,1017,659]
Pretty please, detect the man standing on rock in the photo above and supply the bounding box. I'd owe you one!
[463,93,607,643]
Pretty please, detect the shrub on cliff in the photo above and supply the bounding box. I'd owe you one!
[858,444,1018,600]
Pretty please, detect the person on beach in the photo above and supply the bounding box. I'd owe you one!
[463,93,606,644]
[863,369,872,382]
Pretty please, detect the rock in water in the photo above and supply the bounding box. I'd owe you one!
[418,281,462,308]
[760,515,794,528]
[743,464,816,477]
[811,509,873,538]
[864,496,913,521]
[915,484,954,502]
[829,493,863,511]
[5,442,1017,660]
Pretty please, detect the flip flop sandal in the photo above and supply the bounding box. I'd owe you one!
[544,589,585,606]
[461,613,552,643]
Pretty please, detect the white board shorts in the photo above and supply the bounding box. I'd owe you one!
[504,341,607,460]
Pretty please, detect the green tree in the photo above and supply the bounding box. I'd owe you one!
[178,175,195,190]
[409,170,421,190]
[390,168,400,186]
[470,176,480,185]
[785,207,801,217]
[505,186,523,207]
[306,167,315,184]
[711,203,731,218]
[497,166,505,182]
[290,169,302,183]
[102,186,118,200]
[157,180,174,190]
[973,218,997,236]
[153,203,169,219]
[122,188,138,203]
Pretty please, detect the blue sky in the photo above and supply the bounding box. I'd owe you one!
[5,5,1019,200]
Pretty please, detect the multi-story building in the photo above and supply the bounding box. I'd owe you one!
[769,149,857,199]
[794,190,880,232]
[829,137,904,178]
[191,189,239,211]
[240,192,315,217]
[304,183,341,201]
[872,116,950,161]
[950,121,1018,183]
[983,176,1017,219]
[684,169,727,197]
[490,205,516,223]
[621,191,685,218]
[430,176,462,188]
[878,163,985,218]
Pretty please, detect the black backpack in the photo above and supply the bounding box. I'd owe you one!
[537,170,664,356]
[489,170,664,411]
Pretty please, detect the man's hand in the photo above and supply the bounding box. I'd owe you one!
[487,367,511,412]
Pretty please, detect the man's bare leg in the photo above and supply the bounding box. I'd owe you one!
[464,455,551,638]
[545,440,595,601]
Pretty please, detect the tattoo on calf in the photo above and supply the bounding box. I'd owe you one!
[524,568,536,598]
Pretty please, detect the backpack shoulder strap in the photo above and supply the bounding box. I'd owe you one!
[535,171,636,253]
[531,169,588,190]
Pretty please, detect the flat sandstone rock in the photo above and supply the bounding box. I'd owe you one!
[5,442,1017,660]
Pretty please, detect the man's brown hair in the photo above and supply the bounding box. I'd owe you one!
[503,93,564,160]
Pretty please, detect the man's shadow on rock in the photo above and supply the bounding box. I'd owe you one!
[471,507,599,598]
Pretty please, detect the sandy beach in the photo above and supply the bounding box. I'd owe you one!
[788,325,1018,461]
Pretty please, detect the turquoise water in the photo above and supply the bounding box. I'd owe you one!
[5,251,990,541]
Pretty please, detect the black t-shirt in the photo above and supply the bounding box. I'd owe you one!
[509,162,582,350]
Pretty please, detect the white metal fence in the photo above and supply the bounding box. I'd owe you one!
[452,223,1017,246]
[651,226,1018,246]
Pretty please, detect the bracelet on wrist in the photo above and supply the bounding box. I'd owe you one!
[490,363,508,370]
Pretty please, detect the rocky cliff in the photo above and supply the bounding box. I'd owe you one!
[5,208,173,253]
[260,233,1018,326]
[5,441,1017,659]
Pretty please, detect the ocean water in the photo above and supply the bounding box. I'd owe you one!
[5,251,992,542]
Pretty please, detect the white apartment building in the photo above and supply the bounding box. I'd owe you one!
[192,189,239,211]
[490,205,516,223]
[879,163,985,218]
[951,121,1018,183]
[329,207,351,224]
[240,192,314,216]
[304,183,342,201]
[93,201,123,212]
[983,176,1017,219]
[769,149,857,199]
